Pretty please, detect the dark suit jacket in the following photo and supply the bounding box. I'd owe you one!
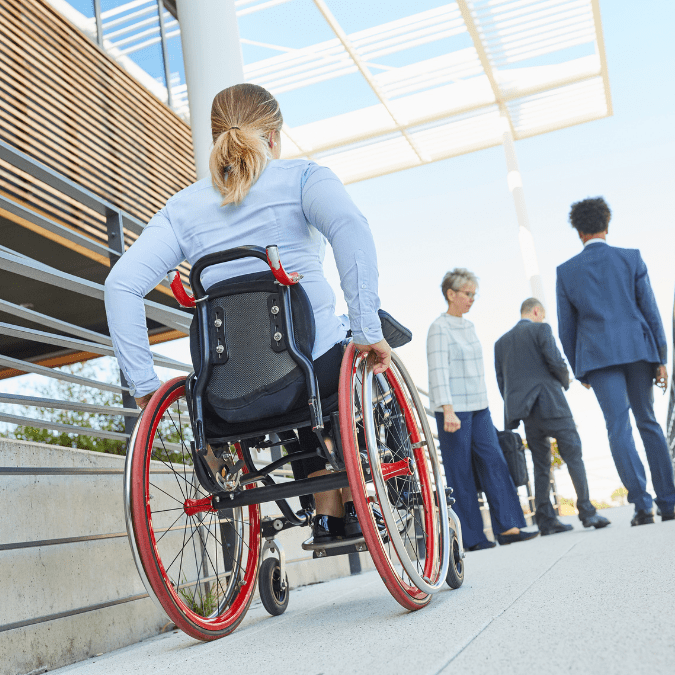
[556,242,666,383]
[494,319,572,429]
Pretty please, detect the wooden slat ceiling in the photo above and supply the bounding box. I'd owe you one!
[0,0,196,374]
[0,0,196,249]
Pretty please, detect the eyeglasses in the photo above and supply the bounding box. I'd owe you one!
[458,290,478,300]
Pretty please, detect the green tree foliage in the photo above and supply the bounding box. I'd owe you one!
[611,485,628,505]
[523,438,564,469]
[550,438,564,470]
[2,362,127,455]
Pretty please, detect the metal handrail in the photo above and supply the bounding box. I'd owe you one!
[0,322,190,373]
[0,139,146,235]
[0,393,141,417]
[0,250,190,335]
[0,138,194,447]
[0,298,116,346]
[0,354,130,394]
[0,412,129,442]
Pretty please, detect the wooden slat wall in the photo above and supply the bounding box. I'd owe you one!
[0,0,196,246]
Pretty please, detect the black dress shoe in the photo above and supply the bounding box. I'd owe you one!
[496,529,539,545]
[539,521,574,536]
[661,510,675,522]
[343,501,363,539]
[630,509,655,526]
[312,514,344,543]
[343,501,387,539]
[582,514,611,529]
[465,540,497,552]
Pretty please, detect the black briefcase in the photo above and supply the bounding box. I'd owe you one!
[496,429,529,487]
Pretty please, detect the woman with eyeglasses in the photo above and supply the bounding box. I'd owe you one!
[426,268,538,551]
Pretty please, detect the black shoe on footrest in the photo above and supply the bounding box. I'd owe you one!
[312,515,344,544]
[343,501,363,539]
[343,501,387,539]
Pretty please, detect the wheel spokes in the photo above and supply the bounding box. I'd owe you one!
[358,356,447,593]
[145,394,253,618]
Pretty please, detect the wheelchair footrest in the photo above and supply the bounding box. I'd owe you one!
[261,515,305,538]
[302,535,367,558]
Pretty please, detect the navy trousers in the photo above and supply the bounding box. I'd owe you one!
[435,408,526,548]
[586,361,675,513]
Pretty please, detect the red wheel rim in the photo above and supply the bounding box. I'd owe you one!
[339,344,436,610]
[129,378,260,639]
[385,367,439,585]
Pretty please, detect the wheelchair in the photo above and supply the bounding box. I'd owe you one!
[124,245,465,641]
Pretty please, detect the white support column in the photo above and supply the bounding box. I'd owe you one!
[499,116,546,306]
[175,0,245,179]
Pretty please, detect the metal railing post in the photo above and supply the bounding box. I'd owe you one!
[157,0,175,110]
[269,433,283,463]
[550,470,560,516]
[92,0,104,48]
[106,210,138,436]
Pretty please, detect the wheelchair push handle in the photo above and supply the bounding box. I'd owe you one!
[265,245,303,285]
[166,245,304,307]
[167,270,196,308]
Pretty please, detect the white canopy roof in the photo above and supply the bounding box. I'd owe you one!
[56,0,611,185]
[258,0,611,183]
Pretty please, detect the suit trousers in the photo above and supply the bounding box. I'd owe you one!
[435,408,526,548]
[586,361,675,513]
[523,409,596,527]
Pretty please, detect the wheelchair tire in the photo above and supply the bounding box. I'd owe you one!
[339,344,451,611]
[258,557,289,616]
[446,532,464,589]
[124,377,261,641]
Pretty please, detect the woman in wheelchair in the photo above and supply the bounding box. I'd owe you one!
[106,83,390,542]
[107,84,459,639]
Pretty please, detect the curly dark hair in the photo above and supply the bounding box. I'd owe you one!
[568,197,611,235]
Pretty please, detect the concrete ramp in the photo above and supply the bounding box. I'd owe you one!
[48,506,675,675]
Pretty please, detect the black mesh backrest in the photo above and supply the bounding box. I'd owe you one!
[189,271,315,424]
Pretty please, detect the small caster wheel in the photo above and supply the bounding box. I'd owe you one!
[446,532,464,589]
[259,557,289,616]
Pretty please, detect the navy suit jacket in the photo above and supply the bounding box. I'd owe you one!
[556,242,666,383]
[495,320,572,429]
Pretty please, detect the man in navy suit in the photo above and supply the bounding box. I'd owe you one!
[556,197,675,525]
[495,298,609,534]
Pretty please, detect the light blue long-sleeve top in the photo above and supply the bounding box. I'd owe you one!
[104,159,384,397]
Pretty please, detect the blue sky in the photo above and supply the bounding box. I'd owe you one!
[14,1,675,502]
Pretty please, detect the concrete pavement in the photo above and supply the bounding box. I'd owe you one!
[52,506,675,675]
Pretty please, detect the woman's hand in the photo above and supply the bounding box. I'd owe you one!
[354,338,392,375]
[135,390,158,410]
[442,405,461,433]
[655,365,668,393]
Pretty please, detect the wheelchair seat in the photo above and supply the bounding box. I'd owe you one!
[199,385,339,445]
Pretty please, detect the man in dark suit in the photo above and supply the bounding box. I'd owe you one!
[495,298,609,534]
[557,197,675,526]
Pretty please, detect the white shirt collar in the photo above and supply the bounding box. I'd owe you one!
[584,238,608,247]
